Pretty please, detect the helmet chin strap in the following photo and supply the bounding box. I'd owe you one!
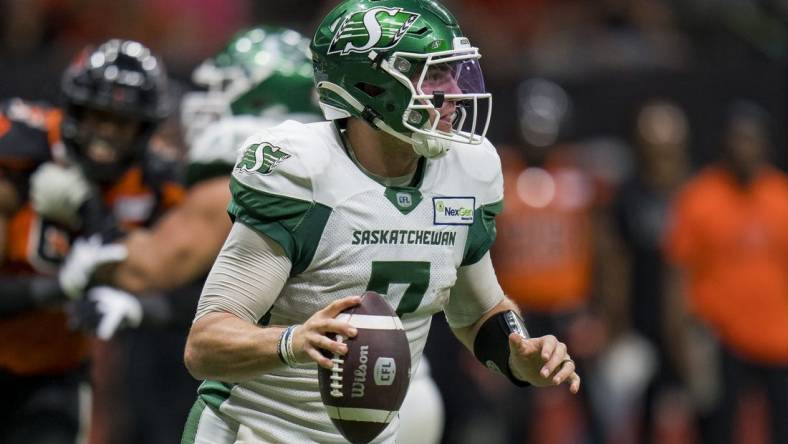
[410,132,450,158]
[317,81,451,159]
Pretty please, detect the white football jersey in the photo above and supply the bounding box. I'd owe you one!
[198,120,503,443]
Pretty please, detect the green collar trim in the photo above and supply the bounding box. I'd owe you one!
[384,187,423,215]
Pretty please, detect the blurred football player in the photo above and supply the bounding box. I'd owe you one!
[179,1,580,443]
[0,39,179,444]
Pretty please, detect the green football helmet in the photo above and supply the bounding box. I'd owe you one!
[311,0,491,157]
[181,26,319,144]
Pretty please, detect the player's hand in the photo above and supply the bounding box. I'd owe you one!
[59,235,128,299]
[291,296,361,369]
[68,286,143,340]
[30,162,92,228]
[508,333,581,394]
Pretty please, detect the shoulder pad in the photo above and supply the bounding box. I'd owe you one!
[0,99,59,168]
[451,138,503,205]
[188,115,289,167]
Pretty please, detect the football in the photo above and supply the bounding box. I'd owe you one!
[317,291,412,444]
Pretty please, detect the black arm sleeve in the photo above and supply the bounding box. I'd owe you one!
[0,276,67,317]
[473,310,532,387]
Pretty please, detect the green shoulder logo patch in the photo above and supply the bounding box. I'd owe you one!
[328,7,420,56]
[236,142,291,175]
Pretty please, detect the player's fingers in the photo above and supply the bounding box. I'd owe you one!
[318,319,358,338]
[569,372,581,394]
[541,341,567,378]
[321,296,362,317]
[539,335,558,361]
[509,333,537,358]
[310,333,348,356]
[550,358,576,385]
[96,311,123,340]
[305,346,334,369]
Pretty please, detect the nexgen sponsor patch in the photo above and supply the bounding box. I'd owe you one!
[433,197,475,225]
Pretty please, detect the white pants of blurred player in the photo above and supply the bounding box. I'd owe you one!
[397,358,444,444]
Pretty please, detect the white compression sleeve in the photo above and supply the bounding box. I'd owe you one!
[444,252,505,329]
[194,222,292,324]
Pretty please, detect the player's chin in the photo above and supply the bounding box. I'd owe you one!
[427,119,453,134]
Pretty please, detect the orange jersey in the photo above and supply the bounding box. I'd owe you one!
[492,148,594,312]
[0,99,185,375]
[665,166,788,364]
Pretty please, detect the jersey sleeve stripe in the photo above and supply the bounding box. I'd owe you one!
[228,177,332,275]
[461,199,503,266]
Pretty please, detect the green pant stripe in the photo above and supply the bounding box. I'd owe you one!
[181,399,207,444]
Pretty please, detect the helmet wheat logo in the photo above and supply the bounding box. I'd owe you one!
[328,7,420,56]
[236,142,291,175]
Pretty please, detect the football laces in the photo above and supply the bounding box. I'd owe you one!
[330,334,346,398]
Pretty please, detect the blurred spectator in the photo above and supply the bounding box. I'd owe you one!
[665,101,788,444]
[613,98,692,443]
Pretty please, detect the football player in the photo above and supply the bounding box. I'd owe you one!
[181,1,580,443]
[35,25,446,443]
[0,39,178,444]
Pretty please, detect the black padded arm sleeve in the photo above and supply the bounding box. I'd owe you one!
[473,310,531,387]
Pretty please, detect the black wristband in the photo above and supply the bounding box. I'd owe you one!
[473,310,531,387]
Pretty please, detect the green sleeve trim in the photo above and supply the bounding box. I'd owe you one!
[186,162,233,187]
[290,203,332,275]
[228,177,332,275]
[462,200,503,266]
[197,380,234,412]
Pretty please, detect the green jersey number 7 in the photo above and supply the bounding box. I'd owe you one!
[366,261,430,317]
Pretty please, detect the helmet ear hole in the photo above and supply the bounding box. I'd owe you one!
[355,82,385,98]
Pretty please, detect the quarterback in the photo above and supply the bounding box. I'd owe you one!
[182,1,580,443]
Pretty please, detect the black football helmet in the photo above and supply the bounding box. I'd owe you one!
[60,39,173,183]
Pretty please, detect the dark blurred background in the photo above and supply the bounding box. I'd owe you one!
[2,0,786,167]
[2,1,787,444]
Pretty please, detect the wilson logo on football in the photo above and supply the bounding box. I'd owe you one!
[327,7,420,56]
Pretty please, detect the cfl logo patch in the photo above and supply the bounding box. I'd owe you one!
[396,192,412,208]
[374,357,396,386]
